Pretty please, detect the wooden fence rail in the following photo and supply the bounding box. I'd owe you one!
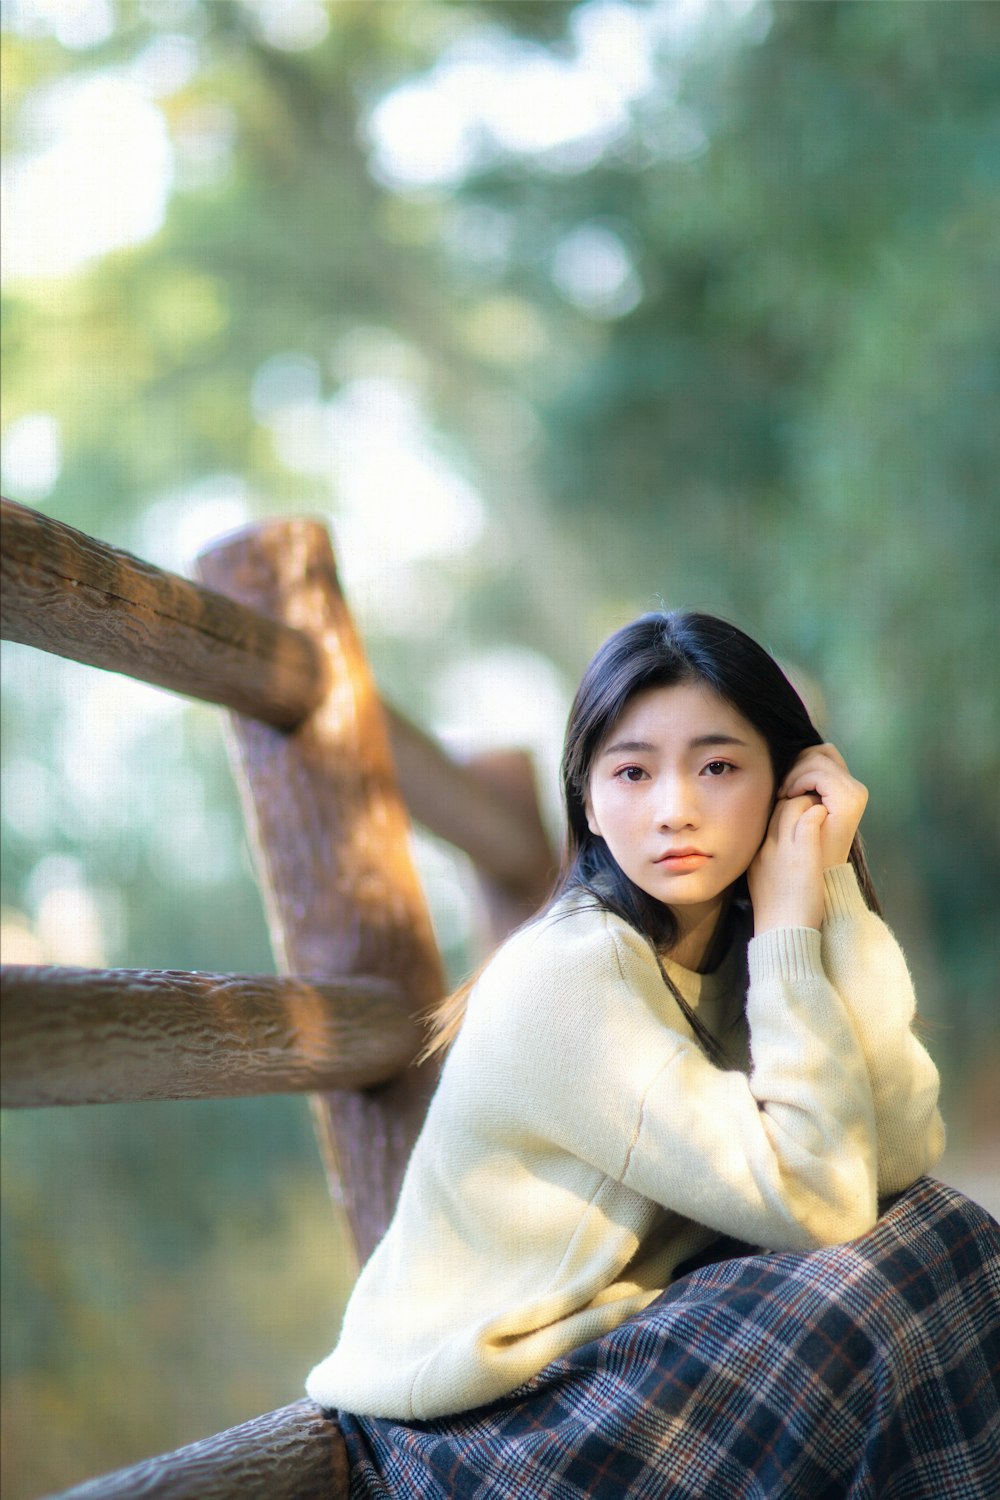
[43,1401,346,1500]
[0,966,418,1106]
[0,496,553,904]
[0,495,324,728]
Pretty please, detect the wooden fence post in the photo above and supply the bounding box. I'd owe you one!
[196,518,444,1267]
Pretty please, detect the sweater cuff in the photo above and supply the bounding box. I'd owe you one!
[748,925,822,984]
[823,864,867,922]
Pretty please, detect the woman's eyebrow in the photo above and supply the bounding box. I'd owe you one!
[600,739,656,757]
[689,733,749,749]
[600,732,749,758]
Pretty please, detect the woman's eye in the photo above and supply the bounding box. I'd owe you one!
[703,760,734,777]
[615,765,647,783]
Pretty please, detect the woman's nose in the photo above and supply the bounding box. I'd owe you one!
[656,777,699,829]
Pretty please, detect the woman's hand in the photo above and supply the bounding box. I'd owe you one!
[747,793,828,934]
[747,744,868,936]
[777,744,868,870]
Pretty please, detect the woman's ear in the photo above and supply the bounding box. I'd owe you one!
[583,792,601,838]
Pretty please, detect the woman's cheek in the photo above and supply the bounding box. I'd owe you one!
[734,791,772,861]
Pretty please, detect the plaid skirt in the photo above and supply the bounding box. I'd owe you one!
[337,1178,1000,1499]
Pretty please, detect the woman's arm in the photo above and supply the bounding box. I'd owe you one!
[771,743,945,1193]
[492,915,880,1254]
[601,918,879,1251]
[820,865,945,1194]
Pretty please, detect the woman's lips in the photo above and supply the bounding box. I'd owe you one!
[655,850,710,869]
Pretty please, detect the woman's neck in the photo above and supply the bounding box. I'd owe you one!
[665,897,732,973]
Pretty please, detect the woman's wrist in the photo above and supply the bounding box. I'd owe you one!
[751,880,825,935]
[753,911,822,937]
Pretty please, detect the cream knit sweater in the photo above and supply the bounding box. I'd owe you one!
[306,865,944,1421]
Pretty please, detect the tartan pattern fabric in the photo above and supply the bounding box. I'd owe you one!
[336,1178,1000,1498]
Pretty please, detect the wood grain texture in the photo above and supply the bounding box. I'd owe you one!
[0,496,325,728]
[41,1400,347,1500]
[196,519,446,1267]
[1,965,420,1106]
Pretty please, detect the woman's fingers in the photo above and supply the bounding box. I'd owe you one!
[777,743,867,867]
[780,793,826,838]
[765,790,823,837]
[777,742,850,799]
[748,794,827,933]
[797,800,828,836]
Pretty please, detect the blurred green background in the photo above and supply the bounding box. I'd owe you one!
[2,1,998,1494]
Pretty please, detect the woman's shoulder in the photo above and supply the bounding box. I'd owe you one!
[465,890,659,1032]
[498,889,651,971]
[444,895,665,1087]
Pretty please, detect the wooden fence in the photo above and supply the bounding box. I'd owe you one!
[0,496,556,1499]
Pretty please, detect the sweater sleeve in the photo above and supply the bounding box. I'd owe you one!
[820,865,946,1195]
[504,913,879,1254]
[620,925,878,1249]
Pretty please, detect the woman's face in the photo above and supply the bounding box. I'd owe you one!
[585,680,775,923]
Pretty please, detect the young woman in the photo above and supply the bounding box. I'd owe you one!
[307,612,998,1498]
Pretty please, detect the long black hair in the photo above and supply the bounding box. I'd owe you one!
[422,610,880,1063]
